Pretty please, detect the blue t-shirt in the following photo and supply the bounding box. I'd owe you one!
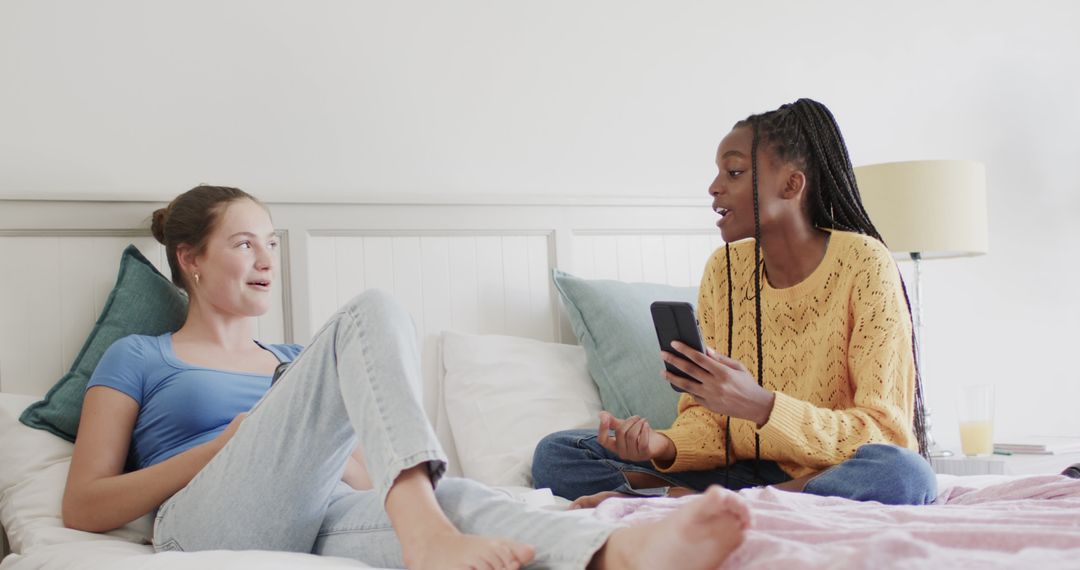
[85,333,303,470]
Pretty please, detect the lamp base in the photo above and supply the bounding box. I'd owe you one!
[923,404,953,458]
[929,444,954,459]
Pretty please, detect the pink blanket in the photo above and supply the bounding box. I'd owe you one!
[592,475,1080,569]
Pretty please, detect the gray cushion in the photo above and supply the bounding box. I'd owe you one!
[552,270,696,429]
[20,245,188,442]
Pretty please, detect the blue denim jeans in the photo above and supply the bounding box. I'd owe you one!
[533,429,937,506]
[153,291,617,569]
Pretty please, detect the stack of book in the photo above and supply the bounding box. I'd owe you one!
[993,436,1080,455]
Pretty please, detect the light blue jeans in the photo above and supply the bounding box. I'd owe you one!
[153,290,617,569]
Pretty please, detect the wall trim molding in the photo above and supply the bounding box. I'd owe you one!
[0,193,709,208]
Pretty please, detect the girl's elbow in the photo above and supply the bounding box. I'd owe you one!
[61,495,105,533]
[61,500,89,531]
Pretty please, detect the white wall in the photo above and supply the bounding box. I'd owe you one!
[2,0,1078,449]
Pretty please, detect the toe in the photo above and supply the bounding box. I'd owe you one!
[703,486,751,528]
[511,542,536,564]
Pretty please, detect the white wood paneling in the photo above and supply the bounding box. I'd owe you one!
[447,237,481,333]
[362,238,395,296]
[475,236,508,334]
[307,233,556,342]
[419,237,453,339]
[525,236,554,342]
[640,235,668,283]
[306,233,339,337]
[572,232,725,287]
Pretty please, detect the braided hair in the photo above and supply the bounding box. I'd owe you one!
[721,99,930,478]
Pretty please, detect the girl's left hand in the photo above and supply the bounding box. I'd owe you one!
[662,342,776,427]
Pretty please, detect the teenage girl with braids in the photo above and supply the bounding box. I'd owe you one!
[532,98,939,507]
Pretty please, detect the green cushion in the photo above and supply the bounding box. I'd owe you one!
[20,245,188,442]
[552,270,697,430]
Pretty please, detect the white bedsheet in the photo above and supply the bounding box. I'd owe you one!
[0,486,562,570]
[0,540,369,569]
[0,484,560,569]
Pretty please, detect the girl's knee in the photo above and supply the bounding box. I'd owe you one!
[805,444,937,505]
[531,431,586,490]
[340,290,416,332]
[531,433,564,487]
[857,444,937,505]
[533,431,576,462]
[858,444,929,472]
[344,289,401,315]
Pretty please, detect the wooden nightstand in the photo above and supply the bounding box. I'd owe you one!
[931,452,1080,476]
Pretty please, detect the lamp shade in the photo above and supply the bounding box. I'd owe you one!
[855,160,988,259]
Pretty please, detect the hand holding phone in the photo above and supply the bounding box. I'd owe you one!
[651,302,776,424]
[650,301,706,392]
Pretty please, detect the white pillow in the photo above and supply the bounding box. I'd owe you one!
[441,332,601,488]
[0,394,72,496]
[0,393,152,554]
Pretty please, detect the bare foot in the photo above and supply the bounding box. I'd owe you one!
[404,530,535,570]
[595,486,750,570]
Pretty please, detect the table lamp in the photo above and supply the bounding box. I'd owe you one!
[855,160,989,457]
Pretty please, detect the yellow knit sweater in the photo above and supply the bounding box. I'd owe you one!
[656,230,917,479]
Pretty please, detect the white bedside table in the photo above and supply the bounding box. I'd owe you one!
[931,452,1080,476]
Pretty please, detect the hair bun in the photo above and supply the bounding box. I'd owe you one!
[151,208,168,244]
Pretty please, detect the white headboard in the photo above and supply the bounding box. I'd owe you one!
[0,195,723,472]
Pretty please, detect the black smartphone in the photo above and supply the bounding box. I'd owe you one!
[650,301,705,392]
[271,362,290,386]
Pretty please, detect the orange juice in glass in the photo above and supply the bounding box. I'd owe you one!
[957,385,995,456]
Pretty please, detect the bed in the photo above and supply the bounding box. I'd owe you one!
[2,195,1079,569]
